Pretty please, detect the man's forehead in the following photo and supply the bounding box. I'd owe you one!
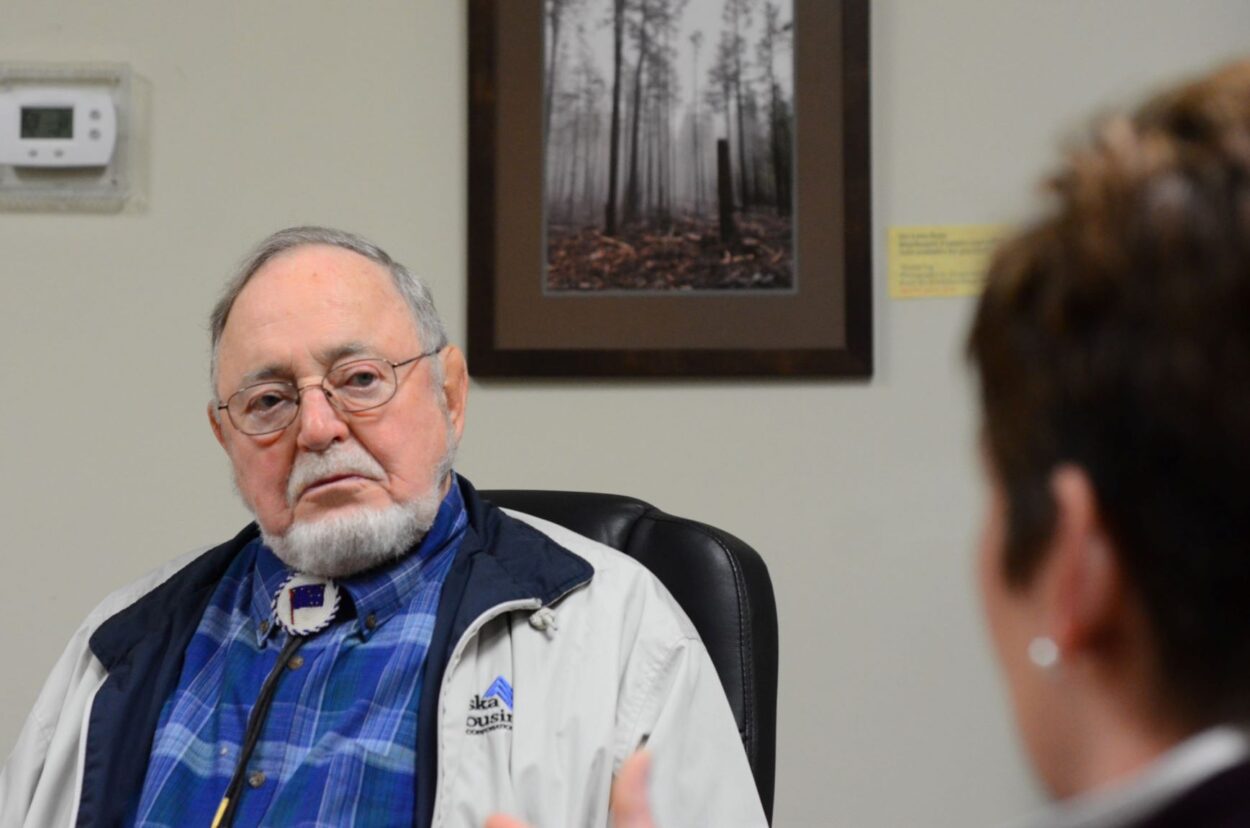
[239,244,397,305]
[216,245,420,383]
[226,246,411,325]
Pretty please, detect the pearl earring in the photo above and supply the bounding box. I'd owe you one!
[1028,636,1060,670]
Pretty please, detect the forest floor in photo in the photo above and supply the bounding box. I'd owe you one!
[546,212,793,291]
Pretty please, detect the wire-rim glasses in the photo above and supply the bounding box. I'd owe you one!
[216,348,442,436]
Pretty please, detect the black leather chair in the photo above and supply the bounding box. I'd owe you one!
[481,489,778,823]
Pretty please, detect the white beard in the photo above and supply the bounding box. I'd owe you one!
[262,493,440,578]
[251,421,459,578]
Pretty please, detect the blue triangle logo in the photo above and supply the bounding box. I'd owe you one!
[483,676,514,710]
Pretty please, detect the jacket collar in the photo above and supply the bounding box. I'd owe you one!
[437,476,593,649]
[461,475,593,601]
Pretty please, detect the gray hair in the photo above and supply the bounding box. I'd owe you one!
[209,226,448,395]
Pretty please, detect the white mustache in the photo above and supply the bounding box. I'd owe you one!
[286,442,386,505]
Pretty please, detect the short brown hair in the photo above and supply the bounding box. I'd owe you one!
[968,61,1250,725]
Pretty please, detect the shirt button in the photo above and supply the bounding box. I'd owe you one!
[259,620,270,636]
[248,771,266,788]
[365,613,378,630]
[287,654,304,670]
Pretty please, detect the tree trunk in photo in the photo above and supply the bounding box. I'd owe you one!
[604,0,625,236]
[544,0,567,156]
[658,22,671,225]
[555,119,572,222]
[661,47,673,224]
[645,98,655,218]
[567,95,584,222]
[623,4,650,227]
[770,93,791,215]
[690,32,703,215]
[710,35,736,208]
[747,95,766,206]
[757,2,791,216]
[581,100,600,223]
[727,0,754,209]
[655,100,664,219]
[734,89,751,209]
[717,138,738,245]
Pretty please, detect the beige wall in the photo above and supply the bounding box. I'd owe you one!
[2,2,1248,825]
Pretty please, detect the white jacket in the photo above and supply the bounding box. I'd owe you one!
[0,504,767,827]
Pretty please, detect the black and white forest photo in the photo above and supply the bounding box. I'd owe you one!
[543,0,795,292]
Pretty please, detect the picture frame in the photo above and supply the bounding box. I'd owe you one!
[467,0,871,377]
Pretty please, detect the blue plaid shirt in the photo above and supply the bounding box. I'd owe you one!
[131,482,467,827]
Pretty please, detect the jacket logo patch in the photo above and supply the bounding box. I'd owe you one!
[467,676,514,735]
[483,676,514,710]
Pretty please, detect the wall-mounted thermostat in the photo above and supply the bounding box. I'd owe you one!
[0,63,134,212]
[0,86,117,167]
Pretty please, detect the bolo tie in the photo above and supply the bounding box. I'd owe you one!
[210,573,341,828]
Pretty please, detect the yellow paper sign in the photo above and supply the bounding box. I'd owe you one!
[888,224,1011,299]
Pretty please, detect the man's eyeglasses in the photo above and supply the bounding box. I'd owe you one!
[216,349,442,436]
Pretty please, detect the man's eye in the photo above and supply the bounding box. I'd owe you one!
[342,367,382,388]
[244,388,293,414]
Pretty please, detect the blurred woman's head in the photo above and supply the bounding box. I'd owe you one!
[968,61,1250,797]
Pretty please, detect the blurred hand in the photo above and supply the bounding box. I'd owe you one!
[485,750,655,828]
[608,750,654,828]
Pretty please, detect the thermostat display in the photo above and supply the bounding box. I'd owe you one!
[21,107,73,139]
[0,87,116,167]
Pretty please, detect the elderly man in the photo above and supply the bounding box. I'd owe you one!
[0,227,766,827]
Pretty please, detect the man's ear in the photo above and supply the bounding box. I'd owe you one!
[1041,465,1123,660]
[439,345,469,442]
[208,403,227,449]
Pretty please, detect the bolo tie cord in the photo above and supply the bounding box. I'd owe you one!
[211,634,306,828]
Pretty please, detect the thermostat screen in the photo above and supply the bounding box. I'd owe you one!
[20,106,73,139]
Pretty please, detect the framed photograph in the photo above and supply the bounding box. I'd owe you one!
[468,0,870,377]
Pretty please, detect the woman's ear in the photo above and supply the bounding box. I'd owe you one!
[1040,465,1122,659]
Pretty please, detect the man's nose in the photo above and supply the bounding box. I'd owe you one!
[294,384,349,450]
